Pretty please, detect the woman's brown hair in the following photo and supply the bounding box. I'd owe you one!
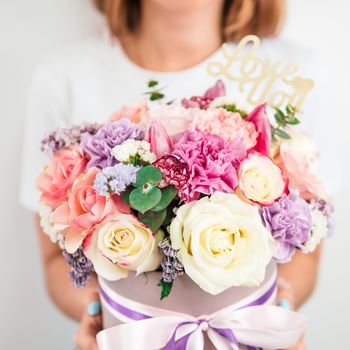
[93,0,285,41]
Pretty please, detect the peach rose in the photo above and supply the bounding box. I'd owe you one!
[238,153,288,205]
[36,147,87,207]
[51,168,130,253]
[278,130,326,200]
[109,101,147,123]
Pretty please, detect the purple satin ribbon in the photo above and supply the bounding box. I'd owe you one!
[100,280,276,350]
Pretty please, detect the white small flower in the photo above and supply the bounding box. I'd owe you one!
[141,151,157,164]
[302,209,328,253]
[112,139,138,162]
[140,140,151,152]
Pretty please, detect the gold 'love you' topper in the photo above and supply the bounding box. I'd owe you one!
[207,35,314,111]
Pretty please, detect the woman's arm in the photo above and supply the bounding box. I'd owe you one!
[35,215,98,321]
[278,245,322,310]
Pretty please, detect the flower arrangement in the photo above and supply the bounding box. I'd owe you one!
[37,80,333,299]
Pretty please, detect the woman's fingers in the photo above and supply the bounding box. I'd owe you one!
[73,292,102,350]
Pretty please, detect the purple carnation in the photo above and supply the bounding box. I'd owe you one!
[83,119,144,169]
[260,190,312,263]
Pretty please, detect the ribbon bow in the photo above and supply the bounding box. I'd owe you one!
[97,277,305,350]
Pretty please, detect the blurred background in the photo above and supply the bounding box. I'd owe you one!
[0,0,349,348]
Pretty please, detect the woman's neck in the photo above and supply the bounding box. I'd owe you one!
[121,1,224,72]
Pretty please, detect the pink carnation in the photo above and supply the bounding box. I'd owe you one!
[172,131,242,200]
[190,108,258,151]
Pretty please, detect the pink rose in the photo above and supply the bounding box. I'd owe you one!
[51,167,130,253]
[238,153,288,205]
[144,119,173,158]
[36,147,87,207]
[278,131,326,200]
[246,103,271,156]
[109,101,147,123]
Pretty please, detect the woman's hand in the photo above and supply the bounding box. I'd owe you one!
[277,278,307,350]
[73,292,102,350]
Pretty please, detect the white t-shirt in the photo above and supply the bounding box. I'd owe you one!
[20,32,341,212]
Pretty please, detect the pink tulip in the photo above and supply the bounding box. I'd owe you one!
[144,119,173,157]
[203,79,226,100]
[246,103,272,156]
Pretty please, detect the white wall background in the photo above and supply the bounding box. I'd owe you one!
[0,0,349,349]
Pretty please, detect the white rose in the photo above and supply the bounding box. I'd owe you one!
[38,203,65,242]
[302,209,328,253]
[170,192,275,295]
[83,214,162,280]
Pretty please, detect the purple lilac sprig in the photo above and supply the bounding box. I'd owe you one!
[62,248,94,288]
[40,123,101,154]
[94,163,139,196]
[82,118,144,169]
[260,190,313,263]
[159,238,184,283]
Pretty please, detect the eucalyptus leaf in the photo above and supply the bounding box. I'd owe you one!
[286,117,300,125]
[135,166,163,187]
[138,208,167,232]
[274,129,291,140]
[152,186,177,212]
[129,186,161,214]
[121,188,133,205]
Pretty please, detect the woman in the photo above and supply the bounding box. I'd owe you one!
[21,0,336,349]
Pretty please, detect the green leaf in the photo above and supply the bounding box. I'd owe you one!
[286,104,296,115]
[135,166,163,187]
[148,80,158,88]
[121,188,133,205]
[138,208,167,232]
[155,228,166,244]
[274,129,291,140]
[162,207,174,227]
[150,92,165,101]
[274,108,287,126]
[152,186,177,212]
[129,186,162,214]
[285,117,300,125]
[158,279,173,300]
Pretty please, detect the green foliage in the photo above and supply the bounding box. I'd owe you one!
[221,103,248,118]
[138,208,167,232]
[145,80,165,101]
[271,104,300,142]
[152,186,177,212]
[134,166,163,187]
[129,186,162,214]
[158,279,173,300]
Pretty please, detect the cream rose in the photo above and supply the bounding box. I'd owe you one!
[170,192,275,295]
[83,214,162,281]
[238,153,287,205]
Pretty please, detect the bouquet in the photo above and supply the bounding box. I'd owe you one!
[36,79,333,349]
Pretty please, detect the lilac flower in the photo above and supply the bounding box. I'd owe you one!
[62,248,94,288]
[159,238,184,283]
[82,119,143,169]
[260,190,312,263]
[93,163,139,196]
[40,123,100,154]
